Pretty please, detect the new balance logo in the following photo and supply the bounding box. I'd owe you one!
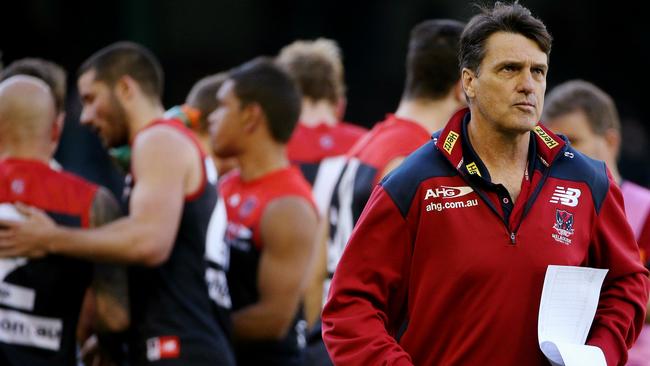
[549,186,581,207]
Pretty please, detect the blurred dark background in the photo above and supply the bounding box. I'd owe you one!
[2,0,649,194]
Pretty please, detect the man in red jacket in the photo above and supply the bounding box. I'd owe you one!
[543,79,650,365]
[322,3,649,366]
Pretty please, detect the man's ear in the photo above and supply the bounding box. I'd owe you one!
[461,68,477,100]
[115,75,138,101]
[242,103,263,133]
[49,111,64,142]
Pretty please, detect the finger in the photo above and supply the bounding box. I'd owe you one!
[0,219,19,229]
[14,202,34,217]
[0,229,15,239]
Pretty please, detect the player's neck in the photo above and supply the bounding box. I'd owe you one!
[0,143,51,164]
[127,99,166,140]
[299,99,338,127]
[237,140,289,182]
[395,97,462,133]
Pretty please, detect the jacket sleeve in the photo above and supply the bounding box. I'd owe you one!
[322,185,414,366]
[586,174,650,366]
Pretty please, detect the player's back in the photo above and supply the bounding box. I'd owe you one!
[0,158,98,366]
[124,119,235,366]
[287,122,366,185]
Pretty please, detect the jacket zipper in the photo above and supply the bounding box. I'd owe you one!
[460,145,568,246]
[510,144,568,245]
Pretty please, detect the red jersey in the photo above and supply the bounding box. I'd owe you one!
[348,114,431,185]
[287,122,367,208]
[219,166,317,365]
[322,108,649,366]
[0,158,98,365]
[287,122,366,165]
[0,158,97,226]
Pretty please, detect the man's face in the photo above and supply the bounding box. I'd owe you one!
[545,109,609,161]
[208,79,245,158]
[466,32,548,134]
[77,70,129,147]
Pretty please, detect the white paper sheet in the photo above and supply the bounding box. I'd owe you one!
[538,265,608,366]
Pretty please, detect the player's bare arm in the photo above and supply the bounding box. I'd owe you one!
[232,196,319,340]
[0,126,198,265]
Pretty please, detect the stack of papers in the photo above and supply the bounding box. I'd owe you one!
[538,265,608,366]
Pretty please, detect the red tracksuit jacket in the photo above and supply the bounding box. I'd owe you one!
[322,108,649,366]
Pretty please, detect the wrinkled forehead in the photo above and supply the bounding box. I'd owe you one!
[482,32,548,66]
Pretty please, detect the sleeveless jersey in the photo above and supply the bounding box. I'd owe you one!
[219,167,317,366]
[124,119,234,366]
[326,115,430,297]
[0,158,97,366]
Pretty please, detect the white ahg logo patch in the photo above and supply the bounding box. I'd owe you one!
[424,186,474,200]
[549,186,581,207]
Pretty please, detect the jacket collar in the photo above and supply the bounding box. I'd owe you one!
[435,107,566,177]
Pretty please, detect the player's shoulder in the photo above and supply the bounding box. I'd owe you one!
[336,121,368,137]
[134,120,192,148]
[363,118,429,155]
[131,119,202,168]
[56,168,99,192]
[259,167,313,201]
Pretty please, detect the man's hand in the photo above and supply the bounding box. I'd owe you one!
[0,202,54,258]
